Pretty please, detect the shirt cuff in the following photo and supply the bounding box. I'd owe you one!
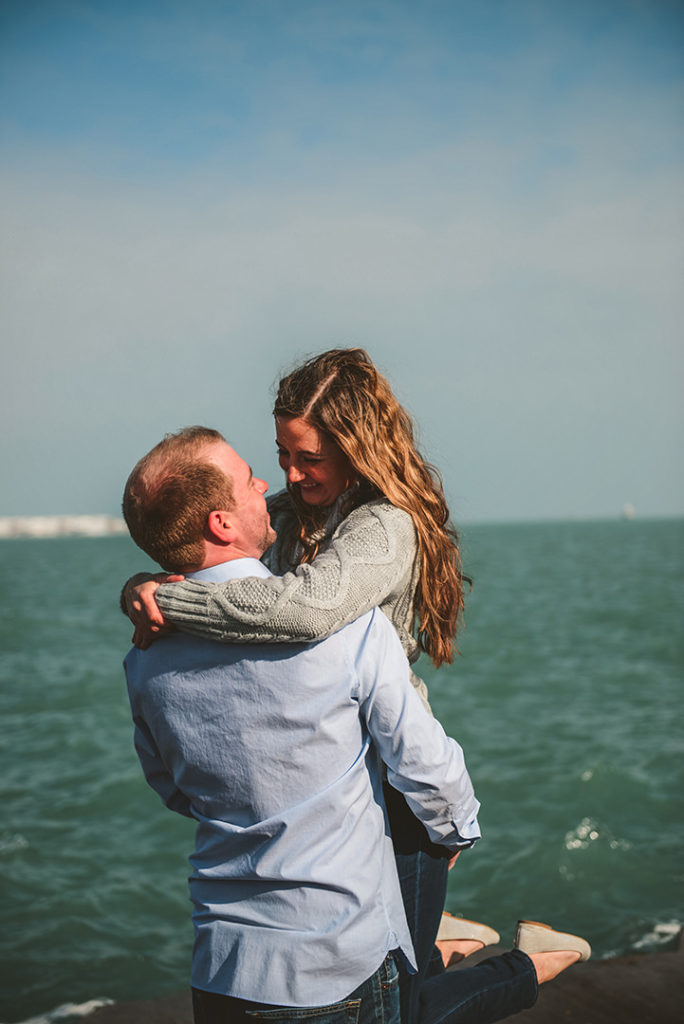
[450,815,481,849]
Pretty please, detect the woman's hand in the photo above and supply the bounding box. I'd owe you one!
[122,572,185,649]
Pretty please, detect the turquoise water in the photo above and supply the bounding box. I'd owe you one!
[1,520,683,1022]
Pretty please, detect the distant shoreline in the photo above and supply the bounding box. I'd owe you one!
[0,514,127,539]
[2,513,683,541]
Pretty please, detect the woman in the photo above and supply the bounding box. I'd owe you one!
[124,348,587,1022]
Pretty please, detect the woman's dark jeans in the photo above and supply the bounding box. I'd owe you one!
[385,786,538,1024]
[384,782,451,1021]
[418,950,537,1024]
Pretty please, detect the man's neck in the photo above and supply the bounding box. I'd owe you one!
[185,552,271,582]
[197,545,264,571]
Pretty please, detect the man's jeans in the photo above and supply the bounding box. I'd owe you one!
[191,954,400,1024]
[192,947,536,1024]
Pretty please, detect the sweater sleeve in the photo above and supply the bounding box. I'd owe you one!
[155,501,418,645]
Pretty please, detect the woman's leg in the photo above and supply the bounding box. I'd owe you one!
[418,949,538,1024]
[384,783,450,1024]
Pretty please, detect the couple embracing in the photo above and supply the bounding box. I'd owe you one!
[122,348,589,1024]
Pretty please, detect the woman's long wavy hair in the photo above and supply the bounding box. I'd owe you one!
[273,348,466,667]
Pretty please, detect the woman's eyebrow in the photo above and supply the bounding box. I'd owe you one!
[275,439,321,456]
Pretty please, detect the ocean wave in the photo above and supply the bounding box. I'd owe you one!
[0,833,29,855]
[633,920,683,951]
[3,1000,114,1024]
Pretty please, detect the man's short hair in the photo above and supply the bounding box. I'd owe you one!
[123,426,235,572]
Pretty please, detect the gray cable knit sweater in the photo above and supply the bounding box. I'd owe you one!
[155,493,432,707]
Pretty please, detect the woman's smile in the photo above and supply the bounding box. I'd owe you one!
[275,415,355,507]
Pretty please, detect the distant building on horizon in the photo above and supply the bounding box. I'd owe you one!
[0,514,128,539]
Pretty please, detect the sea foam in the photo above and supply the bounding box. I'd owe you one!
[4,1000,114,1024]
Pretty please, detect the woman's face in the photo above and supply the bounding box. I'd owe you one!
[275,416,355,507]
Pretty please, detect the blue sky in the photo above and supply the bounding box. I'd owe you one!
[1,0,683,522]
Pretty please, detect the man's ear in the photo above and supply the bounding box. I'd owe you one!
[206,509,234,543]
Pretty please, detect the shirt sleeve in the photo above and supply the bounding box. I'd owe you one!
[350,610,481,851]
[154,501,417,645]
[130,712,194,819]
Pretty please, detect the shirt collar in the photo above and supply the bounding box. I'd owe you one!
[186,558,272,583]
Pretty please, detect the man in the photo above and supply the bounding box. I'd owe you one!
[122,426,483,1022]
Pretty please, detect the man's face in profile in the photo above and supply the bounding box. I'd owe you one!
[205,441,276,558]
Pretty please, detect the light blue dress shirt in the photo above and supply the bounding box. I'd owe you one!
[124,557,480,1007]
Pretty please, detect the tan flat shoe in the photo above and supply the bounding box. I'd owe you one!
[514,920,591,961]
[436,911,500,946]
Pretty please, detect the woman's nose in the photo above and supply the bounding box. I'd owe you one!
[287,464,305,483]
